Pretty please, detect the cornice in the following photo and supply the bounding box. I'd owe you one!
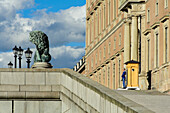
[151,22,160,29]
[86,0,104,20]
[76,63,85,73]
[160,15,169,23]
[119,0,145,12]
[143,29,151,36]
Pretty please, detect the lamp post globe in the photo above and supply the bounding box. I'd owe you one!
[12,46,18,68]
[18,46,23,68]
[8,61,13,68]
[25,48,33,68]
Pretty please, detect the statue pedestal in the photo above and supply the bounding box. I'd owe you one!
[31,62,53,69]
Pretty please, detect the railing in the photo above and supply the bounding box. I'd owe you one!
[0,68,153,113]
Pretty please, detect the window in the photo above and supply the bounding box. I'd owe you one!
[103,4,106,29]
[92,18,94,41]
[91,58,93,69]
[108,42,111,55]
[108,0,111,25]
[87,22,89,46]
[165,27,168,63]
[103,69,105,84]
[119,33,121,46]
[114,0,116,19]
[104,46,106,59]
[88,21,90,45]
[96,53,98,65]
[118,60,121,87]
[165,0,168,8]
[148,39,150,71]
[156,33,159,67]
[99,9,101,34]
[113,63,115,89]
[99,49,101,61]
[155,0,159,16]
[99,72,101,83]
[114,37,116,50]
[118,0,120,15]
[108,65,110,87]
[147,9,150,22]
[95,13,98,37]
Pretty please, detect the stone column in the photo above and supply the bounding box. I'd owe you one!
[140,15,146,73]
[139,15,149,90]
[124,20,131,63]
[131,16,138,61]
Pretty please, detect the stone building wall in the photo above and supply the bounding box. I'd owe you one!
[144,0,170,92]
[85,0,170,93]
[85,0,125,89]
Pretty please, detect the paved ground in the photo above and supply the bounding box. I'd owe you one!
[115,90,170,113]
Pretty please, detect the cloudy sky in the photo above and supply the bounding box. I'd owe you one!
[0,0,86,68]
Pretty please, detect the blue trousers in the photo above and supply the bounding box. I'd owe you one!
[122,78,126,88]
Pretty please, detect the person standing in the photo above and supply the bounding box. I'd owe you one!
[121,68,126,89]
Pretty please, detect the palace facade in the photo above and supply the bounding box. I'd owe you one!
[85,0,170,93]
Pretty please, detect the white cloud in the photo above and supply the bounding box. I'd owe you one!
[32,5,86,47]
[0,51,28,68]
[0,1,86,68]
[0,47,36,68]
[1,0,34,10]
[0,46,84,68]
[0,0,34,21]
[50,46,85,68]
[0,4,86,51]
[51,46,85,59]
[0,52,13,68]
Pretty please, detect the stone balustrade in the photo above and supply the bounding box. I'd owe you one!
[0,68,153,113]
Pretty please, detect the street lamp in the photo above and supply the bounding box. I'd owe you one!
[8,61,13,68]
[25,48,33,68]
[12,46,18,68]
[18,46,23,68]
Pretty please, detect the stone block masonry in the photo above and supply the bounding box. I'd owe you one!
[0,68,157,113]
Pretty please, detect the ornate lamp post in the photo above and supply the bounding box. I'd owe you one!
[25,48,33,68]
[12,46,18,68]
[18,46,23,68]
[8,61,13,68]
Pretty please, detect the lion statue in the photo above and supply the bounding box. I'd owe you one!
[29,31,51,63]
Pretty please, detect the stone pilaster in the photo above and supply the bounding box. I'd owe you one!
[140,15,146,73]
[131,16,138,61]
[139,15,148,90]
[124,20,131,63]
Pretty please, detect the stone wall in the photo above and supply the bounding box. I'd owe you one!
[0,68,153,113]
[61,69,153,113]
[0,68,61,113]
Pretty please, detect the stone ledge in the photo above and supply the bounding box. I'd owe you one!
[62,69,154,113]
[0,91,60,99]
[19,85,58,92]
[0,68,61,72]
[20,85,40,91]
[26,91,60,99]
[0,85,19,92]
[7,92,26,99]
[0,68,156,112]
[52,85,61,91]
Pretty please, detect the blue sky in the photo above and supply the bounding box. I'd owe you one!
[0,0,86,68]
[19,0,86,17]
